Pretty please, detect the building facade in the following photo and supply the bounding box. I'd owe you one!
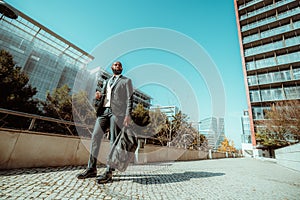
[0,2,151,109]
[241,110,253,157]
[241,110,252,144]
[234,0,300,146]
[199,117,225,150]
[150,105,179,119]
[0,2,93,100]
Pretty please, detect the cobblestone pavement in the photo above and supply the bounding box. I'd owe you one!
[1,158,300,200]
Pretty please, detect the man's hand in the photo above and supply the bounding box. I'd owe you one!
[95,91,101,99]
[123,116,131,127]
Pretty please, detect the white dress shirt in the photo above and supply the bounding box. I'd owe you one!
[104,75,120,107]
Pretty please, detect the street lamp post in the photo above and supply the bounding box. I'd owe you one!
[0,1,18,19]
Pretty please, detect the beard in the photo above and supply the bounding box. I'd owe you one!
[112,69,122,75]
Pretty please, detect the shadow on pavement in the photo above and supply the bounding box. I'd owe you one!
[114,171,225,184]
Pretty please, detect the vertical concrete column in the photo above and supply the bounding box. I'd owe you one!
[208,149,212,159]
[134,139,140,164]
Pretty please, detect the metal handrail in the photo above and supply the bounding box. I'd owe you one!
[0,108,94,132]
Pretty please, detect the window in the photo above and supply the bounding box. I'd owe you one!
[246,61,256,70]
[249,90,261,102]
[248,75,258,85]
[261,89,272,101]
[273,88,284,100]
[284,86,299,99]
[293,68,300,80]
[258,74,271,84]
[273,71,285,82]
[252,107,263,120]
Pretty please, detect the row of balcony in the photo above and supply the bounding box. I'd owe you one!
[239,0,264,11]
[247,68,300,86]
[252,105,300,120]
[246,51,300,71]
[249,85,300,103]
[245,35,300,57]
[243,20,300,44]
[240,0,295,20]
[242,7,300,32]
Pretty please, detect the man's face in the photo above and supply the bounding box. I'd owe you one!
[111,62,123,75]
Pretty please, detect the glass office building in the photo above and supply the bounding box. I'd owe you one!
[0,3,93,100]
[234,0,300,146]
[0,2,152,108]
[199,117,225,150]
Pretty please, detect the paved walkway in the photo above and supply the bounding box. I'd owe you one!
[1,158,300,200]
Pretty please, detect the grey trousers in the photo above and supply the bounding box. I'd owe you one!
[87,107,123,170]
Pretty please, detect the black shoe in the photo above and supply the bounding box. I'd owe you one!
[96,171,112,184]
[76,168,97,179]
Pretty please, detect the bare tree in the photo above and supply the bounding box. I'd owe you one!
[264,100,299,136]
[257,100,300,147]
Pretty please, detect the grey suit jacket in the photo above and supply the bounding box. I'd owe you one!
[95,75,133,117]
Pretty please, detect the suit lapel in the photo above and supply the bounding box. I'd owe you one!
[111,75,122,90]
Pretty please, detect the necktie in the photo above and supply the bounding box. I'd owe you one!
[110,76,116,87]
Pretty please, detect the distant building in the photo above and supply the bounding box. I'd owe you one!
[200,117,225,150]
[150,105,179,119]
[241,110,251,144]
[234,0,300,148]
[216,118,225,148]
[241,110,253,157]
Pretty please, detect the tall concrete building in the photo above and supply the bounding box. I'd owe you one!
[234,0,300,148]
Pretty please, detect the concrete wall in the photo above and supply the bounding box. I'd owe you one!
[0,129,228,169]
[241,143,254,158]
[275,143,300,172]
[0,129,110,169]
[212,152,227,159]
[135,145,209,164]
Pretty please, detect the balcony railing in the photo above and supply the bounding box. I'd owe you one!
[244,35,300,57]
[249,85,300,103]
[243,20,300,44]
[247,69,299,86]
[240,0,295,20]
[242,7,300,32]
[246,51,300,71]
[239,0,264,11]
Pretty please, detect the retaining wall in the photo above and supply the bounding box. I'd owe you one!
[275,143,300,172]
[0,129,114,169]
[0,129,226,169]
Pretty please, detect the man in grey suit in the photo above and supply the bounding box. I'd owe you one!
[76,61,133,184]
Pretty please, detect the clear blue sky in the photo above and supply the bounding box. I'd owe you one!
[5,0,247,148]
